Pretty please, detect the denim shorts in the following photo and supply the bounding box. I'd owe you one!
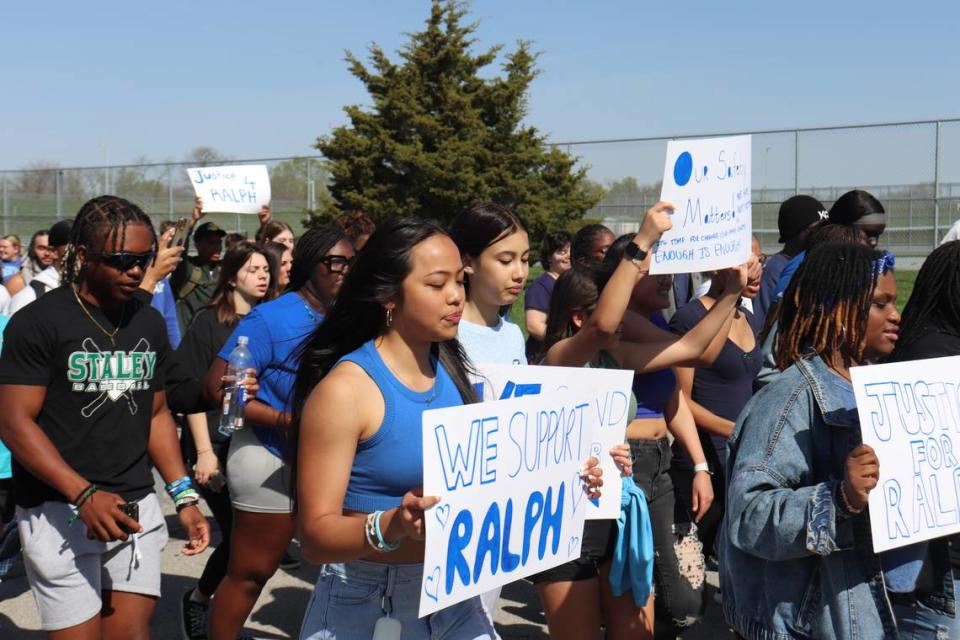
[299,561,498,640]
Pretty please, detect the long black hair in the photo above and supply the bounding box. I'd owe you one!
[893,240,960,355]
[289,218,477,490]
[287,225,345,292]
[449,202,527,295]
[540,266,602,358]
[828,189,885,225]
[62,195,157,286]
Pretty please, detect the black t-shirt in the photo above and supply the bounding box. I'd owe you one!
[175,308,240,450]
[887,323,960,571]
[0,286,171,507]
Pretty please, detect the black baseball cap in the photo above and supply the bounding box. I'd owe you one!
[48,220,73,248]
[194,222,227,240]
[777,195,828,243]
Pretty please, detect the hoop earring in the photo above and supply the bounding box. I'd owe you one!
[386,308,393,328]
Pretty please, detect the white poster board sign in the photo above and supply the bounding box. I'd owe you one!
[851,356,960,552]
[186,164,271,214]
[651,135,752,274]
[473,364,632,520]
[420,389,599,616]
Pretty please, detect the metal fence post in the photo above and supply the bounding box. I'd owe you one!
[794,130,799,195]
[168,168,174,220]
[1,176,7,235]
[934,120,941,248]
[56,171,63,220]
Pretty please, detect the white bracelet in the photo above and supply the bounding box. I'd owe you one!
[693,462,713,475]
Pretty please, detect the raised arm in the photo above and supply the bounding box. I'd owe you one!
[545,202,673,367]
[613,265,746,373]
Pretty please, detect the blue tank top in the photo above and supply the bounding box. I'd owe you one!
[631,313,677,419]
[340,340,464,513]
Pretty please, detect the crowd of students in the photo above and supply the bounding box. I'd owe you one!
[0,188,956,640]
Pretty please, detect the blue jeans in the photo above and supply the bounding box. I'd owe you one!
[892,580,960,640]
[299,561,497,640]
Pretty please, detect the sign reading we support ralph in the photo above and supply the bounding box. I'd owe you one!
[851,356,960,552]
[473,364,633,520]
[651,135,752,274]
[186,164,271,214]
[419,389,600,616]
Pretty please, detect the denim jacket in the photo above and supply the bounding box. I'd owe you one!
[720,356,954,640]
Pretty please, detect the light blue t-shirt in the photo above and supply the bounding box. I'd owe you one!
[457,317,525,367]
[0,315,11,478]
[218,292,323,458]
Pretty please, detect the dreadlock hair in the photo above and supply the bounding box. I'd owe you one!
[205,241,272,325]
[449,202,527,296]
[571,223,613,265]
[62,195,156,286]
[287,225,345,292]
[289,217,477,503]
[774,242,885,371]
[892,240,960,356]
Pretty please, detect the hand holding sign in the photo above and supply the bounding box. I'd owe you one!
[636,201,675,251]
[843,444,880,513]
[187,165,271,215]
[391,487,441,541]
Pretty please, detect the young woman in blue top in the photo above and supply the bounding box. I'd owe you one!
[290,218,604,639]
[450,202,529,367]
[203,226,355,640]
[600,234,738,638]
[524,230,572,360]
[534,203,746,640]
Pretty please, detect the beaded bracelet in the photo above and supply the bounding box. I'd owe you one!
[838,481,865,516]
[175,498,200,513]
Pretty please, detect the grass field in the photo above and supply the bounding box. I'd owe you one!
[508,267,919,338]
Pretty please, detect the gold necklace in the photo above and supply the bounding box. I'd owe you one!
[72,285,123,346]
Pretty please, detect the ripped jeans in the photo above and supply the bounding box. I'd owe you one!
[630,437,704,640]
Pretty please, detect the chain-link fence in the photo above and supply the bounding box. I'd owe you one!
[3,119,959,257]
[560,118,960,257]
[0,157,326,243]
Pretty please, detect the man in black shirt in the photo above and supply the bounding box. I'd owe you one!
[0,196,209,636]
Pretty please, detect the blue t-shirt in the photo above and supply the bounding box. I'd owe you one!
[151,277,182,350]
[774,251,806,300]
[755,251,790,323]
[458,317,525,366]
[1,258,21,284]
[0,315,10,479]
[218,292,323,458]
[524,273,557,360]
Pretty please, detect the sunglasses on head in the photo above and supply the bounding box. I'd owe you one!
[319,255,354,273]
[91,251,156,272]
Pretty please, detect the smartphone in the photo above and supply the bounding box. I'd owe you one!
[167,218,191,249]
[118,502,140,534]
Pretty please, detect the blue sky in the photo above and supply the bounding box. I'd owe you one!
[2,1,958,186]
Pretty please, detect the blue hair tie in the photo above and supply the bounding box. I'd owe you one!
[872,251,895,277]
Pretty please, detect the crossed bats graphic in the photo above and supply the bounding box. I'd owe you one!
[80,337,147,418]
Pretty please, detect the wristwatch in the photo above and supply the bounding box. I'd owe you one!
[623,241,648,268]
[693,462,713,475]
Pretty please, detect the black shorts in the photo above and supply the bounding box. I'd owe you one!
[528,520,616,583]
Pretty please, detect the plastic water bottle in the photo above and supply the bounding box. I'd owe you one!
[219,336,253,436]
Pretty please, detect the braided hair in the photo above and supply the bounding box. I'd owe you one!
[774,243,885,370]
[893,241,960,355]
[62,196,156,286]
[286,225,346,292]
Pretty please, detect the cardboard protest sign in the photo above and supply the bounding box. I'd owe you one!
[651,135,752,274]
[186,164,271,214]
[473,364,633,520]
[851,356,960,552]
[420,389,599,616]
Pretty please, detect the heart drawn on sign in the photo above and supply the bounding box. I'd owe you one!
[423,566,442,602]
[570,471,586,515]
[568,536,581,557]
[434,503,451,530]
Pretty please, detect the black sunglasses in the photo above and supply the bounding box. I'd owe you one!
[319,255,355,274]
[91,251,156,272]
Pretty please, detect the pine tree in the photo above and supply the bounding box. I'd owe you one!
[312,0,602,239]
